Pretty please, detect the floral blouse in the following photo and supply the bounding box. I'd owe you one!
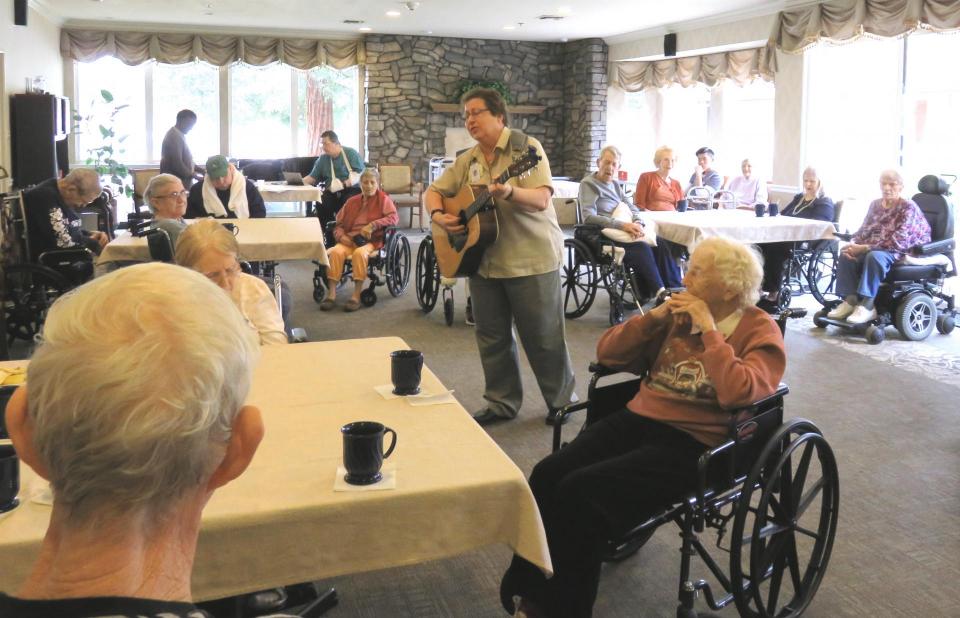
[852,198,931,260]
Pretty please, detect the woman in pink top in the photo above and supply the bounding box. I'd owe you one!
[499,237,785,618]
[633,145,684,211]
[322,169,399,312]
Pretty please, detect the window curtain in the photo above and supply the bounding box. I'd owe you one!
[612,47,772,92]
[60,29,365,69]
[763,0,960,73]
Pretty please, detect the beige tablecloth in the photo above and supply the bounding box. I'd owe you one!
[642,209,835,248]
[98,217,329,266]
[258,183,323,203]
[0,338,551,601]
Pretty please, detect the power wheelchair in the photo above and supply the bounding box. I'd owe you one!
[314,222,411,307]
[550,312,839,618]
[1,188,114,346]
[813,174,957,344]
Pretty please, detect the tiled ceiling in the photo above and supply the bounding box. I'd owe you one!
[36,0,808,42]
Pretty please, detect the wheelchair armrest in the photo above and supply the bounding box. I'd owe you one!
[38,247,95,266]
[833,232,853,241]
[587,361,620,377]
[912,238,955,256]
[552,400,591,452]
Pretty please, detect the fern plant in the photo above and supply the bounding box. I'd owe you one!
[72,89,134,198]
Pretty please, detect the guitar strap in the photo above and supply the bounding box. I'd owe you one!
[507,129,530,160]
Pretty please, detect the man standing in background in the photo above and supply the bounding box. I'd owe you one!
[161,109,202,189]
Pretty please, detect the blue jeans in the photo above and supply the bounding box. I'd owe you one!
[652,239,684,288]
[836,250,897,299]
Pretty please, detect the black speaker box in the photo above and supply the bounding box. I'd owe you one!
[664,33,677,57]
[14,0,27,26]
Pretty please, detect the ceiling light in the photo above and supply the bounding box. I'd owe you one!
[538,15,565,20]
[404,1,420,10]
[358,26,372,32]
[386,10,401,17]
[343,19,365,24]
[557,6,572,15]
[503,25,516,30]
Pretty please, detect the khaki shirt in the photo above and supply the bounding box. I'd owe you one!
[430,128,562,279]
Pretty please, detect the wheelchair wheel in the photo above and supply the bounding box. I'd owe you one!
[385,234,411,297]
[312,284,326,304]
[865,324,885,344]
[3,264,69,343]
[894,292,936,341]
[730,418,839,618]
[561,238,597,318]
[806,243,839,306]
[415,237,441,313]
[936,313,955,335]
[360,288,377,307]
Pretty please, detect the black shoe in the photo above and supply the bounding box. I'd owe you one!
[473,408,511,426]
[545,408,570,426]
[756,297,779,314]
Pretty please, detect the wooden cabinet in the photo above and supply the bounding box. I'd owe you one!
[10,93,71,189]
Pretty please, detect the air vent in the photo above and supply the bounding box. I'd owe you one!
[342,19,365,24]
[538,15,565,20]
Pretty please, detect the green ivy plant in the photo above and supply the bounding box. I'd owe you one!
[72,89,134,198]
[454,80,513,104]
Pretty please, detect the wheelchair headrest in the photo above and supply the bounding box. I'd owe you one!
[918,174,948,196]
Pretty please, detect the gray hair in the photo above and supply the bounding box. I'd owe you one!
[360,168,380,183]
[26,262,259,522]
[175,219,241,269]
[694,236,764,308]
[144,173,181,213]
[801,166,825,199]
[63,168,102,197]
[879,169,904,186]
[598,145,622,162]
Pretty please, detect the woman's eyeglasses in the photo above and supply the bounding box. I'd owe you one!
[157,191,189,200]
[203,260,242,283]
[462,108,490,121]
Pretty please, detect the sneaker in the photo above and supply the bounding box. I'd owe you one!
[465,298,475,326]
[827,301,856,320]
[846,305,877,324]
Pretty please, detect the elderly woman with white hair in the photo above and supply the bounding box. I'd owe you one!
[1,262,263,616]
[500,237,786,618]
[727,158,768,208]
[827,169,931,324]
[144,173,189,249]
[175,219,287,345]
[633,145,685,288]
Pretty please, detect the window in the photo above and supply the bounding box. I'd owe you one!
[716,79,775,183]
[297,66,360,156]
[231,64,294,159]
[153,61,220,162]
[75,57,148,164]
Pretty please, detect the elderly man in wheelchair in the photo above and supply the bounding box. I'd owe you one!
[500,237,838,618]
[320,168,411,311]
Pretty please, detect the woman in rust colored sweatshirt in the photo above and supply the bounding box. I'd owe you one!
[500,237,785,618]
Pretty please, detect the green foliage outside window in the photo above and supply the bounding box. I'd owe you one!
[72,89,134,198]
[454,80,513,104]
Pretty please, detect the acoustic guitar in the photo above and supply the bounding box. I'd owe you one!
[432,147,541,278]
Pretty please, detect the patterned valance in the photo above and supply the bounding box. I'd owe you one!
[613,47,772,92]
[61,29,365,69]
[763,0,960,73]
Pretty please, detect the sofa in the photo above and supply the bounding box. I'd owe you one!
[235,156,317,181]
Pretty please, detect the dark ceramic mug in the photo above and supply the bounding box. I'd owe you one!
[768,202,779,217]
[390,350,423,396]
[676,199,688,213]
[755,203,766,217]
[341,421,397,486]
[0,444,20,514]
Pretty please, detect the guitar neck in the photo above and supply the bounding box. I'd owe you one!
[461,169,512,222]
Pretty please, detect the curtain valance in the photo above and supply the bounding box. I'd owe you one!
[763,0,960,73]
[613,47,772,92]
[60,29,365,69]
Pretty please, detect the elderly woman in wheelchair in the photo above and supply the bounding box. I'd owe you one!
[144,173,189,249]
[175,219,287,345]
[321,168,399,312]
[500,237,791,618]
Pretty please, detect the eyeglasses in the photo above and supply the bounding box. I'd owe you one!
[203,260,242,283]
[157,191,189,200]
[462,108,490,121]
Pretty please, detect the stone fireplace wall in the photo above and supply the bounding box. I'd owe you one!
[364,34,607,183]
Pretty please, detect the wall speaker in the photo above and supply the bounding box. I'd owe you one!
[664,33,677,57]
[14,0,28,26]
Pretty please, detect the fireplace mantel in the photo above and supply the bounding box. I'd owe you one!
[429,103,546,114]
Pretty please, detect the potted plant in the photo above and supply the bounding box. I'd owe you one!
[72,89,134,200]
[454,80,513,104]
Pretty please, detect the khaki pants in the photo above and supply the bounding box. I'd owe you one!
[327,242,378,282]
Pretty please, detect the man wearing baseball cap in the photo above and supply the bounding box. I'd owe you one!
[186,154,266,219]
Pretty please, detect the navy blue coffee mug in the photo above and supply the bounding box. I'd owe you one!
[755,203,765,217]
[768,202,779,217]
[676,199,688,212]
[0,444,20,514]
[341,421,397,486]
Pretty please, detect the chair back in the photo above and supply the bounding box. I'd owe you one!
[379,164,413,194]
[282,157,317,178]
[145,228,174,262]
[913,174,955,243]
[553,197,580,227]
[132,168,162,209]
[238,160,283,181]
[832,199,843,225]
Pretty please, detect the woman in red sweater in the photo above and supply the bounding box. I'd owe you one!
[633,145,684,211]
[321,169,399,312]
[500,237,785,618]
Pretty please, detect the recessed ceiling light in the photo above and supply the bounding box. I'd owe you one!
[358,26,372,32]
[503,25,516,30]
[386,10,401,17]
[557,6,572,15]
[342,19,365,24]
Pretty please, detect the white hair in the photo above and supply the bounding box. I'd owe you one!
[694,237,764,308]
[879,168,904,186]
[26,262,259,522]
[63,168,102,196]
[144,173,181,213]
[598,145,622,162]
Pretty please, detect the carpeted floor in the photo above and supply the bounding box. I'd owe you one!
[269,233,960,618]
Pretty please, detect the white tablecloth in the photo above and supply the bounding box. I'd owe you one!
[642,209,835,248]
[98,217,329,266]
[258,183,323,203]
[0,338,552,601]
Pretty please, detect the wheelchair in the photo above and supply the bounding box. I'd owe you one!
[813,174,957,344]
[1,189,112,346]
[314,223,411,307]
[561,225,649,326]
[414,233,467,326]
[552,347,838,618]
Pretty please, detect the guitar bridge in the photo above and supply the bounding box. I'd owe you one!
[448,232,468,252]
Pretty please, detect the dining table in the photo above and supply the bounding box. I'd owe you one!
[97,217,329,267]
[642,208,836,248]
[0,337,552,601]
[257,182,324,217]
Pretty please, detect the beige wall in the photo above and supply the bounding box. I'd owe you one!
[607,12,808,190]
[0,1,63,191]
